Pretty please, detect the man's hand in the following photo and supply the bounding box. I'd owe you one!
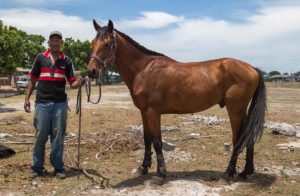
[80,77,87,86]
[70,77,87,89]
[24,99,31,113]
[24,77,37,113]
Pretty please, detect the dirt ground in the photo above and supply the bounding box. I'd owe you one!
[0,83,299,195]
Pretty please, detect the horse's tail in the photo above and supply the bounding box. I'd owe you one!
[234,68,267,153]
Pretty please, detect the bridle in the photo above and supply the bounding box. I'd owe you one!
[83,30,118,106]
[90,30,117,72]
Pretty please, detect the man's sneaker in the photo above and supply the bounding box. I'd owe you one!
[29,171,41,180]
[55,171,66,179]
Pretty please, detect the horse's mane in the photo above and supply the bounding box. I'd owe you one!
[115,29,165,56]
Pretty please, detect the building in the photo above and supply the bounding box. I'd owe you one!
[270,75,300,82]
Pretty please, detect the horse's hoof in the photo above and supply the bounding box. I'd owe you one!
[222,172,234,182]
[238,172,248,180]
[137,166,148,175]
[151,175,165,185]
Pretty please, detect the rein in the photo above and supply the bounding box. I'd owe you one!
[76,81,83,179]
[86,80,102,104]
[75,76,102,179]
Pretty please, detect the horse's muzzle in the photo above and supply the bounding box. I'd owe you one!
[87,68,98,78]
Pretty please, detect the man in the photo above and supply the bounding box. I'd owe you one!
[24,31,84,179]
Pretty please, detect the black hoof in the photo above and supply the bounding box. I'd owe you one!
[137,166,148,175]
[151,175,165,185]
[157,167,167,178]
[238,172,248,180]
[222,171,235,182]
[238,169,254,180]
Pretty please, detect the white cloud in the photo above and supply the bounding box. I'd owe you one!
[118,11,184,29]
[116,6,300,72]
[0,8,94,41]
[1,5,300,72]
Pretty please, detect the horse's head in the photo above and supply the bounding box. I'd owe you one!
[87,19,116,78]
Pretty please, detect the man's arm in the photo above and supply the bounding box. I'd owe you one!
[69,78,85,89]
[24,77,38,113]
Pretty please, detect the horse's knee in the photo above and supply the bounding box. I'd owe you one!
[153,138,163,154]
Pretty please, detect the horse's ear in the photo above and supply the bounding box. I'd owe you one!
[108,20,114,33]
[93,19,101,31]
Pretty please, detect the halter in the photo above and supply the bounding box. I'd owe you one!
[90,31,117,71]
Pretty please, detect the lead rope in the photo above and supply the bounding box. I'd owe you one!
[76,80,82,179]
[86,79,102,104]
[76,76,102,179]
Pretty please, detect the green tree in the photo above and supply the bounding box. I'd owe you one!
[0,23,24,92]
[0,20,46,73]
[22,34,45,67]
[62,38,91,71]
[0,20,46,93]
[0,23,24,75]
[101,65,121,84]
[294,71,300,76]
[269,71,281,76]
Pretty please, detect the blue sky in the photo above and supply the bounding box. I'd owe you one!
[1,0,300,73]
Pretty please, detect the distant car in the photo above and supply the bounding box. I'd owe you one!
[16,76,29,88]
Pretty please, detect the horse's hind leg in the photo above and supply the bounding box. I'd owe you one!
[223,101,248,180]
[138,111,153,175]
[238,143,255,179]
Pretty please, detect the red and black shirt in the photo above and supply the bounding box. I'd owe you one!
[29,50,77,103]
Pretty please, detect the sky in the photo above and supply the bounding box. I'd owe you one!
[1,0,300,73]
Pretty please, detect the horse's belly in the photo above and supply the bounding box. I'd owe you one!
[132,80,222,114]
[160,93,221,114]
[162,102,215,114]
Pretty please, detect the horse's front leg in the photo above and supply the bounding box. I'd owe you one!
[146,108,167,184]
[153,136,167,177]
[138,111,153,175]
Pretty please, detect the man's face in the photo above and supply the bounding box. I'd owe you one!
[49,35,62,53]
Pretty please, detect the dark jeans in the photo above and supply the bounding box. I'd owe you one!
[31,101,67,173]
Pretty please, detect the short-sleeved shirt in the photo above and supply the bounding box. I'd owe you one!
[28,50,77,103]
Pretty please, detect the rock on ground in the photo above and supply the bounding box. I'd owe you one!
[184,115,228,125]
[265,122,300,137]
[260,165,300,177]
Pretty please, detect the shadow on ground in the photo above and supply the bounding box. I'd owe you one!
[113,170,276,189]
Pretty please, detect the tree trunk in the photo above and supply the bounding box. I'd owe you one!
[8,75,13,86]
[12,73,22,94]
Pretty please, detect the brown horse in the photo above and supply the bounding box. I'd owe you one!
[87,20,266,183]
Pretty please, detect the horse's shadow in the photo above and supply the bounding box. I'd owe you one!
[113,170,276,189]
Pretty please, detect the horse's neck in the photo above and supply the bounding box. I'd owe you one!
[114,34,150,91]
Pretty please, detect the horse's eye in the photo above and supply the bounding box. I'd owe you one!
[104,43,111,48]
